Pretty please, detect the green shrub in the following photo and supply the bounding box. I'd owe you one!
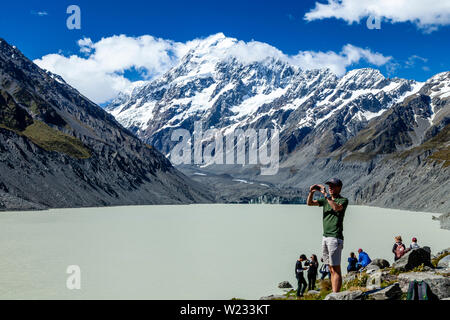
[412,263,426,272]
[342,273,368,291]
[380,280,397,288]
[389,268,403,275]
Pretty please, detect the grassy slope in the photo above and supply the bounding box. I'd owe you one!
[1,88,91,159]
[20,121,91,159]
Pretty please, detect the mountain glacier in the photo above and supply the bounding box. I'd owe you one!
[107,33,424,156]
[105,33,449,212]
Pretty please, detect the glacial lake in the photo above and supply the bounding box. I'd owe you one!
[0,204,448,300]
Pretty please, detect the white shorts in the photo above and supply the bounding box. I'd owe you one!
[322,237,344,267]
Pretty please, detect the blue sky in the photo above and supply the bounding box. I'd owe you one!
[1,0,449,103]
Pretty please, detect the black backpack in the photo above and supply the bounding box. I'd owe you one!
[406,280,438,300]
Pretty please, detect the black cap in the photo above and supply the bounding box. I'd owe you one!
[325,178,343,187]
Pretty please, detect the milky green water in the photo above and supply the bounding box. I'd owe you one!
[0,204,447,299]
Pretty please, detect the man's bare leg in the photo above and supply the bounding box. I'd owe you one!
[329,265,342,293]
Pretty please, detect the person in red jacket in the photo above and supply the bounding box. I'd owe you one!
[356,248,371,270]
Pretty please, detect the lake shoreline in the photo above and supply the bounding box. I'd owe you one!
[0,202,446,216]
[0,204,448,299]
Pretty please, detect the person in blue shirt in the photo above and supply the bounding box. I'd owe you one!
[356,248,372,270]
[347,252,358,272]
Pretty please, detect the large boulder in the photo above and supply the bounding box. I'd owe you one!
[278,281,293,289]
[379,270,400,284]
[392,247,433,271]
[367,283,403,300]
[306,290,320,296]
[437,255,450,269]
[364,264,381,274]
[324,290,363,300]
[369,259,390,269]
[397,272,450,300]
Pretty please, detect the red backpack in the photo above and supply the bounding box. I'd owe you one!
[395,243,406,259]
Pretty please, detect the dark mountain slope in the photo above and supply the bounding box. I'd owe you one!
[0,38,213,210]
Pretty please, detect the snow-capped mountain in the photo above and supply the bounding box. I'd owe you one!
[105,33,449,213]
[106,33,422,157]
[332,71,450,158]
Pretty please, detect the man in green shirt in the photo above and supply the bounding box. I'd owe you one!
[306,178,349,293]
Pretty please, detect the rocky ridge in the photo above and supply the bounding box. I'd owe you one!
[260,247,450,300]
[0,38,213,210]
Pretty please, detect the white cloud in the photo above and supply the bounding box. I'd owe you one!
[405,55,428,68]
[34,33,392,104]
[304,0,450,32]
[179,34,391,76]
[31,10,48,16]
[290,44,391,76]
[34,35,191,103]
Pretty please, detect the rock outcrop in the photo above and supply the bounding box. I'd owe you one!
[324,290,364,300]
[437,255,450,269]
[367,283,403,300]
[262,248,450,300]
[368,259,390,269]
[278,281,293,289]
[392,247,434,271]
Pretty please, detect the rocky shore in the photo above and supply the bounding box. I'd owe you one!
[260,247,450,300]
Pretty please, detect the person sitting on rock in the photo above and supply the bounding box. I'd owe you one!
[295,254,308,298]
[357,248,372,270]
[409,237,420,250]
[347,252,358,272]
[392,236,407,261]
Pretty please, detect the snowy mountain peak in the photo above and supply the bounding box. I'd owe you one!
[420,71,450,98]
[103,33,450,162]
[191,33,233,55]
[427,70,450,82]
[107,43,423,157]
[338,68,385,90]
